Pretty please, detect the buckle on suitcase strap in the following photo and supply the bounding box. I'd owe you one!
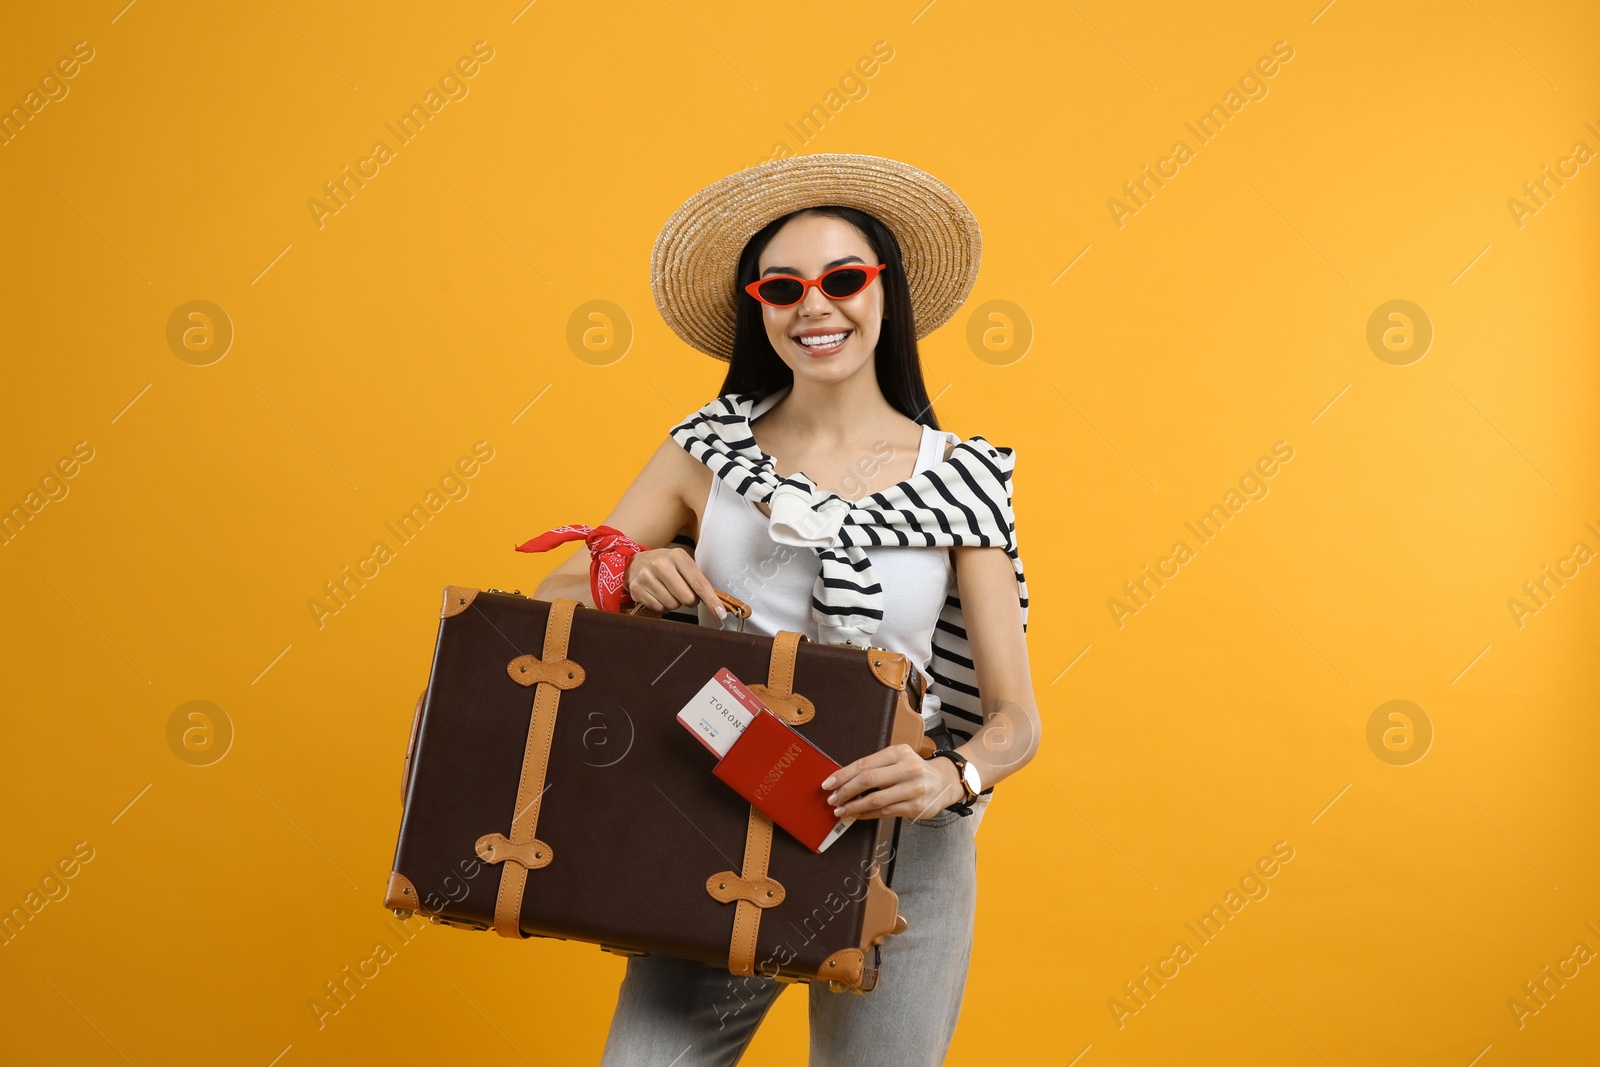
[475,596,585,939]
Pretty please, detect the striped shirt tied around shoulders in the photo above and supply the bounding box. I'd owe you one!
[667,388,1029,744]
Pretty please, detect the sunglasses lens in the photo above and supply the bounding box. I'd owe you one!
[820,268,870,298]
[755,278,804,305]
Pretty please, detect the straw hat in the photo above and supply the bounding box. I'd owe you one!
[650,153,982,362]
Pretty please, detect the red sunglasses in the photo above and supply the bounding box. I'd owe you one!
[744,263,888,308]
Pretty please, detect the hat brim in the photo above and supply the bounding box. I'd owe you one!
[650,153,982,362]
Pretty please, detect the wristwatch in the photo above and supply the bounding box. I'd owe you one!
[929,748,981,816]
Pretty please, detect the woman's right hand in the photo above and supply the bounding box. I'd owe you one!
[626,547,727,620]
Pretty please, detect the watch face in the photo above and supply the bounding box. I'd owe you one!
[961,762,982,794]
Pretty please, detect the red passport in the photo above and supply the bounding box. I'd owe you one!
[712,709,853,854]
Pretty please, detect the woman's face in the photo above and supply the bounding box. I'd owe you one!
[754,213,884,384]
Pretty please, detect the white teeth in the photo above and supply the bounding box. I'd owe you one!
[797,331,849,347]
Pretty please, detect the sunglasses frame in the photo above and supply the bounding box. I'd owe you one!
[743,263,888,308]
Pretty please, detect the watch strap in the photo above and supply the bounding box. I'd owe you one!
[930,748,977,815]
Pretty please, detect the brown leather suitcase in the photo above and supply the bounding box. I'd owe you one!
[383,584,935,993]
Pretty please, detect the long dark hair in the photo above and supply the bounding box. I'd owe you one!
[717,205,941,430]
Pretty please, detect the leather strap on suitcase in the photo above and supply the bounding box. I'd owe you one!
[705,629,811,975]
[474,596,586,938]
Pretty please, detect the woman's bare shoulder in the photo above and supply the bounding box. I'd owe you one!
[655,434,710,486]
[651,436,712,535]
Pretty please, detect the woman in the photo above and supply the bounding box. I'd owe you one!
[533,154,1040,1066]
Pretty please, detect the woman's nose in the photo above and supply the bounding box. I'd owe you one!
[798,283,833,315]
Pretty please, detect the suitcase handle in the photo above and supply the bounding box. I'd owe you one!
[624,587,752,629]
[401,688,426,805]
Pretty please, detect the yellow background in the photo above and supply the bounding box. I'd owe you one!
[2,1,1597,1063]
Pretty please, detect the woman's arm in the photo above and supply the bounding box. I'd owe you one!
[530,437,708,608]
[940,543,1042,792]
[822,543,1042,819]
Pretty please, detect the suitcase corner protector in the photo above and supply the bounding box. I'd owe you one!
[384,870,419,912]
[442,585,480,617]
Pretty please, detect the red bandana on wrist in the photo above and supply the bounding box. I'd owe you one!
[515,524,649,612]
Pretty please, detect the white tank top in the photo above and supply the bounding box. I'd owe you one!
[694,423,955,729]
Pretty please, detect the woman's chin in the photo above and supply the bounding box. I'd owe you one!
[778,345,871,382]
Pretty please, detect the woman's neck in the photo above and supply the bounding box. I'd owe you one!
[757,377,902,449]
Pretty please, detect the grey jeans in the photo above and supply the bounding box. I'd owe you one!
[597,792,992,1067]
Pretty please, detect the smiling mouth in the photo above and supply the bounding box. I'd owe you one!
[792,329,852,356]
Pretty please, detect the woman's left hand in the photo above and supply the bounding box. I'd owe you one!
[820,744,963,821]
